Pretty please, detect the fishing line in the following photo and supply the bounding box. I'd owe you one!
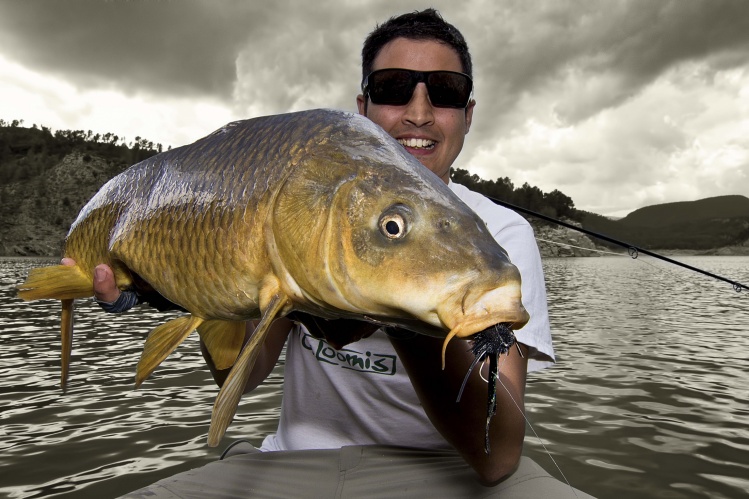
[458,331,580,494]
[542,235,712,290]
[498,374,580,499]
[535,237,624,257]
[492,353,580,498]
[488,197,749,293]
[627,253,710,290]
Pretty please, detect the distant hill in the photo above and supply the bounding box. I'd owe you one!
[451,165,749,252]
[580,195,749,251]
[619,195,749,227]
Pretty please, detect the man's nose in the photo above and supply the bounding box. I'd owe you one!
[402,83,435,127]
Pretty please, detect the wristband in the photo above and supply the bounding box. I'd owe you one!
[96,290,141,313]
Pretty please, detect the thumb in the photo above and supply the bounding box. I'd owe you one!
[93,264,121,303]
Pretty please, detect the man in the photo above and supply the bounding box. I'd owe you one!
[76,9,592,498]
[242,9,554,483]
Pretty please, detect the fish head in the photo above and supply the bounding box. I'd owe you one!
[270,111,529,341]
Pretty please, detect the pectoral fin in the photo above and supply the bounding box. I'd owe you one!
[207,293,287,447]
[136,315,204,387]
[197,320,246,370]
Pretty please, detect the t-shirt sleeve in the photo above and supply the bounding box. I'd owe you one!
[493,221,555,371]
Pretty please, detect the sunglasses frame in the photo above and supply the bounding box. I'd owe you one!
[362,68,474,109]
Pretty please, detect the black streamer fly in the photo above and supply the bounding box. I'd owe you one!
[455,323,522,454]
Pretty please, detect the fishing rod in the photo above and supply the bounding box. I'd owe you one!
[487,196,749,293]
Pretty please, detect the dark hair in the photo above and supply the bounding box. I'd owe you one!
[361,8,473,84]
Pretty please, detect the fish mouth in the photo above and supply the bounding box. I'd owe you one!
[438,284,529,368]
[441,283,529,335]
[440,316,527,370]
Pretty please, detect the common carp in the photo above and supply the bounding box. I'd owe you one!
[17,109,529,446]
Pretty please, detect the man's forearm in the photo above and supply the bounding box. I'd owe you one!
[390,333,529,484]
[201,319,292,392]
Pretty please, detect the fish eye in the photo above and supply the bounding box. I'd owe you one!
[378,206,411,240]
[380,214,405,239]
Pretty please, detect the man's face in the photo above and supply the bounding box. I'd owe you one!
[357,38,475,184]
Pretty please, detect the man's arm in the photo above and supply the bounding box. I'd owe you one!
[390,333,528,484]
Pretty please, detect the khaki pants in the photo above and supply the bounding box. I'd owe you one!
[122,442,595,498]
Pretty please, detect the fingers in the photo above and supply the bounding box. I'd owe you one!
[60,258,121,302]
[60,258,139,313]
[93,264,120,303]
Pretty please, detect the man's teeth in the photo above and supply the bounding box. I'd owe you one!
[398,138,435,149]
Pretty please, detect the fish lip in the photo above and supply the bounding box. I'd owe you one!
[447,311,530,339]
[439,284,530,338]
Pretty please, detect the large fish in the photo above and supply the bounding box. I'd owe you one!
[17,109,529,446]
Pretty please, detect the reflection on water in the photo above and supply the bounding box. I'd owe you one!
[525,256,749,499]
[1,256,748,498]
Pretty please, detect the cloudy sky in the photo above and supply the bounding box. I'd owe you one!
[1,0,747,217]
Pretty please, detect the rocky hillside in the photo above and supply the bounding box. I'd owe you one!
[532,220,610,258]
[0,121,162,257]
[0,152,116,256]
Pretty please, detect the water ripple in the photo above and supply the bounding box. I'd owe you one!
[2,256,749,498]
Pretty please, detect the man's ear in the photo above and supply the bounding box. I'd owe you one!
[356,94,368,116]
[465,99,475,134]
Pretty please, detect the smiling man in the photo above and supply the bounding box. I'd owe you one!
[357,37,473,184]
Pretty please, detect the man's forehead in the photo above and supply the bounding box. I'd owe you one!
[371,38,463,72]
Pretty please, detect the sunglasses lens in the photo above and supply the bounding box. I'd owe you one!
[427,72,472,108]
[366,69,472,108]
[368,70,414,105]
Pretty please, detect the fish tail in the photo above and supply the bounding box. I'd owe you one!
[135,315,204,387]
[16,264,93,301]
[60,299,74,390]
[197,320,247,370]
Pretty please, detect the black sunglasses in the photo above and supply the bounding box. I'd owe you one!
[362,68,473,109]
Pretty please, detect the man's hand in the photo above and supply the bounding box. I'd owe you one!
[61,258,134,311]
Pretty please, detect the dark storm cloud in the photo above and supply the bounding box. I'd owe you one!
[2,0,747,112]
[0,0,391,108]
[0,0,270,98]
[466,0,749,140]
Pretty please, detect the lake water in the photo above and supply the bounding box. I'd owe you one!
[1,255,748,498]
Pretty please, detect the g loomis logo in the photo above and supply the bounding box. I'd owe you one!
[300,332,397,375]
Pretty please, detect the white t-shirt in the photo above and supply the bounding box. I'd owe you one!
[259,181,554,452]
